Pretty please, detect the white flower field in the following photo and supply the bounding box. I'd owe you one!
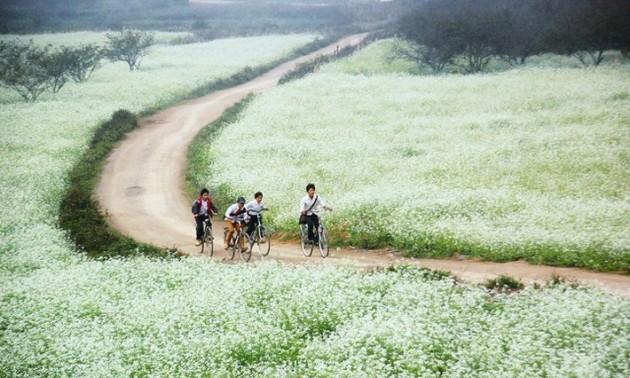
[207,54,630,270]
[3,260,629,377]
[1,33,629,377]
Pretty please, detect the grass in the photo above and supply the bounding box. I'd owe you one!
[59,109,179,259]
[199,42,630,272]
[0,32,323,260]
[1,33,629,377]
[186,96,255,207]
[1,260,628,377]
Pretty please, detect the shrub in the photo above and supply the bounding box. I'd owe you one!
[485,275,525,292]
[59,109,179,259]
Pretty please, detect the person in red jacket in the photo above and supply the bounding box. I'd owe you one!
[192,188,218,246]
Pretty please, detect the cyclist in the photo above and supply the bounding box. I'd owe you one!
[299,183,332,244]
[245,191,268,240]
[192,188,218,246]
[224,196,248,251]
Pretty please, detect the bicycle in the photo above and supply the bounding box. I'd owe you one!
[248,208,271,257]
[223,221,252,262]
[199,216,214,256]
[299,210,330,258]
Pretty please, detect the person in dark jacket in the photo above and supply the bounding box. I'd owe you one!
[192,188,218,246]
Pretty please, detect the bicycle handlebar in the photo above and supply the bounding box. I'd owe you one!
[247,208,269,215]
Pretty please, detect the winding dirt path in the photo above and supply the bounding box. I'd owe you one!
[96,34,630,297]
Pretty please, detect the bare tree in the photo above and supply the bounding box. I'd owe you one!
[66,44,104,83]
[397,0,510,74]
[0,41,51,102]
[105,29,155,71]
[45,47,72,93]
[0,40,104,101]
[392,42,452,73]
[539,0,630,67]
[396,6,460,73]
[44,44,103,93]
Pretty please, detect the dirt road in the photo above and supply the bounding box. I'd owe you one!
[96,34,630,297]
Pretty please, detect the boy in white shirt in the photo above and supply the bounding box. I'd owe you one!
[299,183,332,244]
[245,191,268,238]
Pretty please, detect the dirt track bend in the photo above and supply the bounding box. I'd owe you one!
[96,34,630,297]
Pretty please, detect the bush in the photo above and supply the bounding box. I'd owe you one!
[59,109,180,259]
[485,275,525,292]
[0,40,103,102]
[104,29,155,71]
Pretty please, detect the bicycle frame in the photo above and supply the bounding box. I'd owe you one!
[299,210,330,258]
[224,220,251,261]
[199,215,214,255]
[249,209,270,257]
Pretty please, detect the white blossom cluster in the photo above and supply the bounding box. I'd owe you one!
[0,32,316,373]
[1,259,628,377]
[207,67,630,267]
[1,32,629,376]
[0,31,315,216]
[0,31,318,274]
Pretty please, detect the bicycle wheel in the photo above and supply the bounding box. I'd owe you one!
[299,224,313,257]
[318,227,329,258]
[204,224,214,257]
[251,230,263,257]
[236,232,252,262]
[258,226,271,256]
[224,228,235,260]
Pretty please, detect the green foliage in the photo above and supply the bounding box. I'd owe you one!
[59,109,180,259]
[214,47,629,271]
[321,38,422,75]
[485,275,525,292]
[0,40,51,102]
[186,97,254,208]
[279,42,361,84]
[385,265,452,281]
[338,205,394,249]
[0,40,103,101]
[397,0,630,72]
[105,29,155,71]
[179,37,337,103]
[64,44,104,83]
[185,36,343,204]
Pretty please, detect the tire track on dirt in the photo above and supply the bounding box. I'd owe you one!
[96,34,630,297]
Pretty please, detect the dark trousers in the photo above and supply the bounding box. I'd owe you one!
[196,214,210,240]
[246,215,262,236]
[305,214,319,240]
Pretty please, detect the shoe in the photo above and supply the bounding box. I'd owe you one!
[307,238,314,244]
[241,245,249,253]
[195,240,202,246]
[224,244,230,250]
[260,238,267,244]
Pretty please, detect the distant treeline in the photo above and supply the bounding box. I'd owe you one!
[3,0,188,12]
[397,0,630,72]
[0,0,401,37]
[1,0,185,33]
